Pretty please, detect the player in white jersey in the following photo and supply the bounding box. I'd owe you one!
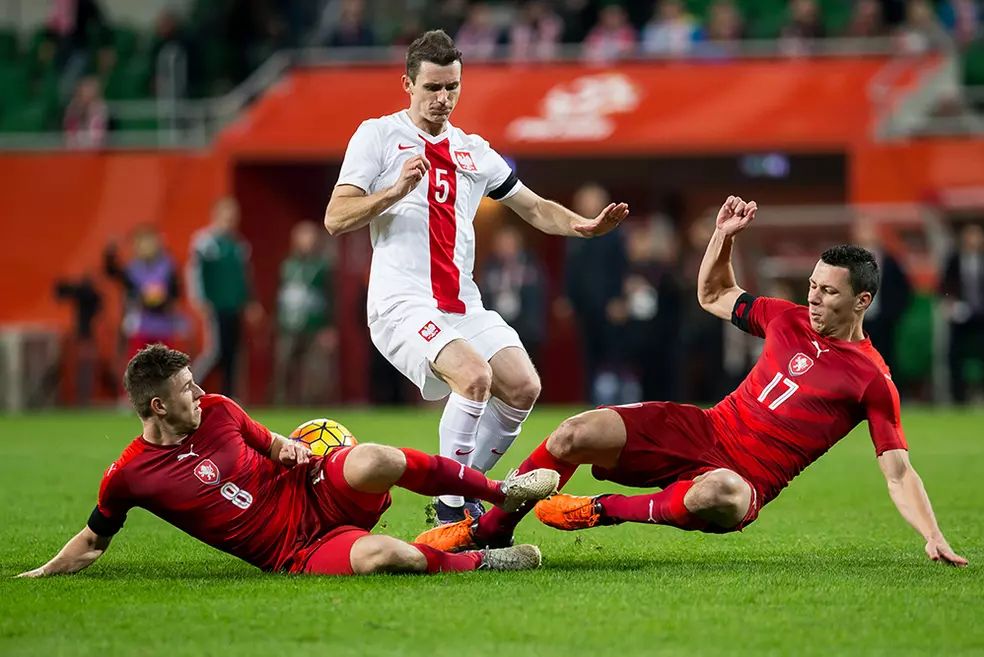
[324,30,629,524]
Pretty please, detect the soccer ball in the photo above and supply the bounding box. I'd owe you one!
[289,418,357,457]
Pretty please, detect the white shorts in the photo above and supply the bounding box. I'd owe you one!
[368,301,525,401]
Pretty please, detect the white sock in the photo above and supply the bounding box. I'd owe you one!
[437,391,487,507]
[470,397,532,474]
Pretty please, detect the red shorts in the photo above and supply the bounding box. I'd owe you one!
[592,402,762,531]
[290,446,392,575]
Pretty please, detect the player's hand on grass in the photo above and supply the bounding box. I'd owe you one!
[715,196,757,236]
[15,567,46,578]
[278,440,312,468]
[925,537,968,567]
[390,155,430,199]
[572,202,629,238]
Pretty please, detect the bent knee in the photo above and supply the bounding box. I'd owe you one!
[693,469,753,524]
[347,443,405,481]
[546,416,594,461]
[499,375,541,410]
[455,362,493,400]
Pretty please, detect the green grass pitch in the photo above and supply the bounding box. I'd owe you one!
[1,406,981,657]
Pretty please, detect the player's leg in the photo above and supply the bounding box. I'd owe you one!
[414,408,627,550]
[543,468,755,532]
[339,442,557,508]
[470,346,541,473]
[431,339,492,515]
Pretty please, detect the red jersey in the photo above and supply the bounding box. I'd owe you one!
[90,395,316,572]
[708,295,908,504]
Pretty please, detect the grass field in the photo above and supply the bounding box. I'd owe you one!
[1,406,981,657]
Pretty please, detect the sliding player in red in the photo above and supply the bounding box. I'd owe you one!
[18,345,559,579]
[417,196,967,567]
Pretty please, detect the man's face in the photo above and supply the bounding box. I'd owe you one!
[157,367,205,433]
[404,61,461,127]
[806,260,869,336]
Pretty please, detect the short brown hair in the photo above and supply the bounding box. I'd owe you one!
[124,344,191,418]
[406,30,462,82]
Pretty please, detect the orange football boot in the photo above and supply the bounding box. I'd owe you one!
[413,514,478,552]
[533,494,603,530]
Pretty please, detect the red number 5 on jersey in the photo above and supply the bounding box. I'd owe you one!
[433,168,450,203]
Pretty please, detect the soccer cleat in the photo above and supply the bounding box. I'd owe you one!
[414,516,478,552]
[434,499,469,525]
[534,494,604,530]
[499,468,561,513]
[476,544,542,571]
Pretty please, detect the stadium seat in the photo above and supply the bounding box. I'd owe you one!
[0,28,18,61]
[105,56,152,100]
[894,293,934,385]
[112,26,141,61]
[0,100,51,132]
[962,39,984,87]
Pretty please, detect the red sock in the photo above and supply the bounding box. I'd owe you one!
[597,480,708,531]
[475,439,579,543]
[397,448,505,505]
[412,543,483,573]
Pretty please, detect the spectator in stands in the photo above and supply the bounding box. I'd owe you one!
[705,0,744,42]
[606,217,683,402]
[559,0,595,45]
[846,0,888,38]
[324,0,376,48]
[583,4,637,62]
[640,0,701,57]
[227,0,286,83]
[187,197,259,398]
[895,0,950,54]
[151,8,195,97]
[852,221,913,377]
[104,225,185,360]
[480,225,547,367]
[455,2,505,61]
[44,0,109,70]
[274,221,336,406]
[559,183,627,404]
[780,0,826,55]
[938,0,981,47]
[940,223,984,404]
[508,0,563,61]
[63,76,108,149]
[426,0,470,38]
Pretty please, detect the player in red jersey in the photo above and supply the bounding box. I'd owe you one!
[16,345,560,579]
[416,195,967,567]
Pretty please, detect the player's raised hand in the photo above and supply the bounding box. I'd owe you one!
[278,440,312,468]
[390,155,431,199]
[572,202,630,238]
[925,537,968,567]
[715,196,757,237]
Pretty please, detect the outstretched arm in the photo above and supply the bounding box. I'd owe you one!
[697,195,757,319]
[878,449,967,567]
[269,432,312,468]
[324,156,431,236]
[16,527,112,578]
[502,187,628,238]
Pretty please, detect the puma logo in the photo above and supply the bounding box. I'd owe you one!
[176,444,198,461]
[811,340,830,358]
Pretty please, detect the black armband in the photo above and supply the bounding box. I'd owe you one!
[87,505,125,537]
[487,172,520,201]
[730,292,758,333]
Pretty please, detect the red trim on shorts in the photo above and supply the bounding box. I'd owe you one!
[424,139,464,313]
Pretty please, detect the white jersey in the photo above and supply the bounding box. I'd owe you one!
[335,110,523,317]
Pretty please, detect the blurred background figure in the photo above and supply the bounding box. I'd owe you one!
[846,0,888,38]
[940,223,984,404]
[559,183,627,405]
[583,4,637,62]
[63,76,107,148]
[508,0,563,61]
[53,273,103,406]
[851,221,913,376]
[104,224,184,360]
[780,0,826,55]
[606,217,683,402]
[455,2,504,61]
[274,221,336,406]
[641,0,700,57]
[187,197,257,398]
[480,224,547,368]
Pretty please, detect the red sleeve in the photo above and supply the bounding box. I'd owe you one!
[219,395,274,454]
[731,294,800,338]
[91,462,132,536]
[862,373,908,455]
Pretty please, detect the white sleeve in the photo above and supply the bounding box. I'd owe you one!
[483,145,522,201]
[336,122,383,194]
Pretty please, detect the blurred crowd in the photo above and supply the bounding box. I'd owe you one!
[1,0,982,142]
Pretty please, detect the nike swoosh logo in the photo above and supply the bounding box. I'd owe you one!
[490,449,505,455]
[397,144,416,150]
[454,448,475,456]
